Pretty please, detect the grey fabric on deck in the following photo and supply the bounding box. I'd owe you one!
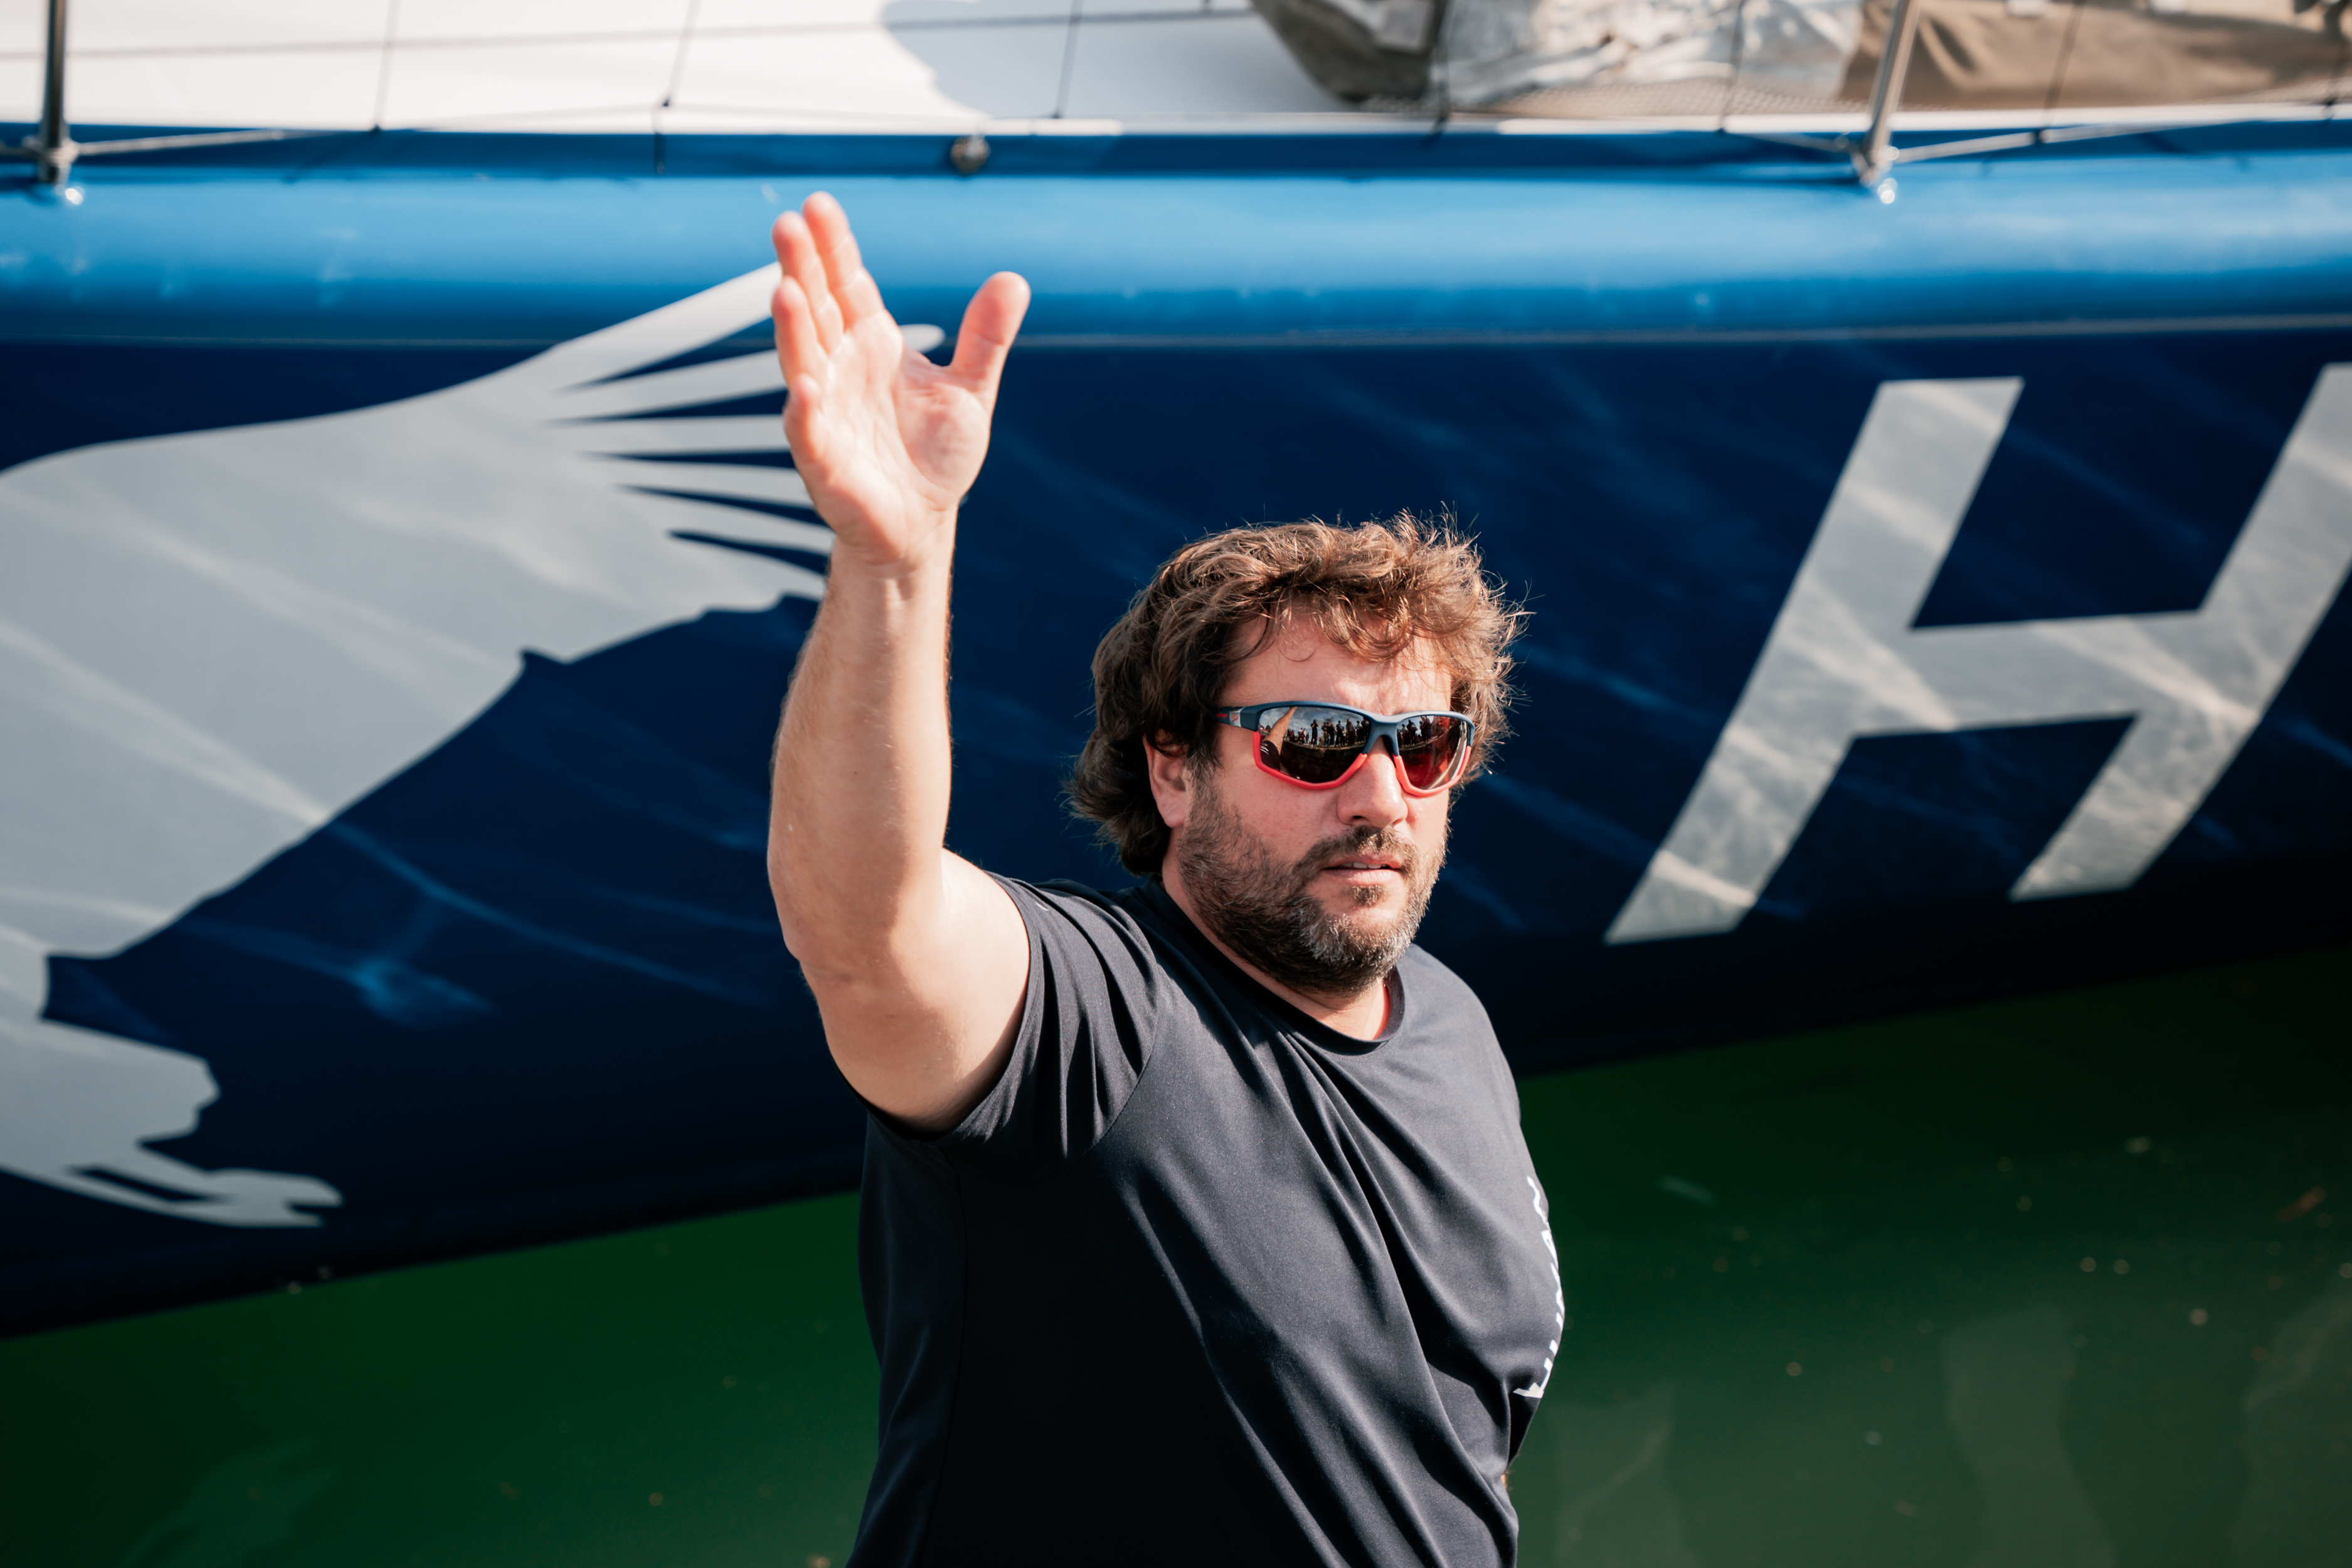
[1251,0,2350,111]
[1838,0,2349,110]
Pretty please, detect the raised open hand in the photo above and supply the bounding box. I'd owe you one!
[771,194,1030,572]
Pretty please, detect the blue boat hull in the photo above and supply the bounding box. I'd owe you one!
[5,125,2349,1332]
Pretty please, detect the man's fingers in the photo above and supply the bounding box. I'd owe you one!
[804,191,890,332]
[772,274,829,393]
[773,208,844,353]
[948,272,1032,407]
[803,192,857,270]
[770,212,825,317]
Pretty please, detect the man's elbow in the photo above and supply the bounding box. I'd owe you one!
[767,848,926,981]
[767,842,839,966]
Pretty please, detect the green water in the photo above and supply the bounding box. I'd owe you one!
[5,946,2346,1567]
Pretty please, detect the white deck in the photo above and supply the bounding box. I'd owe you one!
[0,0,1346,135]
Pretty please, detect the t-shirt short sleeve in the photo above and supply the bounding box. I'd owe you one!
[932,876,1168,1181]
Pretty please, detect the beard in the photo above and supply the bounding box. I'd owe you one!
[1172,769,1444,1007]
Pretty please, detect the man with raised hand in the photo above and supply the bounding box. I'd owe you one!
[768,194,1559,1567]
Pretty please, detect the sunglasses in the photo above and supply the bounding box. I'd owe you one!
[1212,702,1478,797]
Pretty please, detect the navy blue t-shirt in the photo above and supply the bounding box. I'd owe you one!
[847,876,1562,1567]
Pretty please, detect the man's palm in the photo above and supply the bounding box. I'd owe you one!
[771,195,1029,566]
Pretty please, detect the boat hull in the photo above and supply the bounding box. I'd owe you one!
[5,125,2349,1331]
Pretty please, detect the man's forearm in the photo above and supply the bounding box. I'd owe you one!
[767,536,955,982]
[768,521,1028,1131]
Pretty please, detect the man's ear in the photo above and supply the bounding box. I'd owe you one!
[1145,733,1195,831]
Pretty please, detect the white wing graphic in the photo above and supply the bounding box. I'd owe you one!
[0,263,838,1226]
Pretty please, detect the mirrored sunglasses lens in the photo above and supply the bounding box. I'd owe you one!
[1260,706,1370,784]
[1395,715,1468,791]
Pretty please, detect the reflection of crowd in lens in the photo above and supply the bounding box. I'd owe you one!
[1278,709,1365,782]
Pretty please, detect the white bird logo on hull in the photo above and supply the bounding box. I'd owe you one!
[0,264,878,1226]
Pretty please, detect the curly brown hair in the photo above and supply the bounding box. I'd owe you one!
[1067,514,1525,874]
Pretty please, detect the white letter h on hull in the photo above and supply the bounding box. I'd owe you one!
[1607,368,2352,945]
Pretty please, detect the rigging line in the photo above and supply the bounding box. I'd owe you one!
[1719,0,1752,130]
[2323,1,2349,109]
[655,0,701,171]
[2040,0,2087,125]
[371,0,400,132]
[1053,0,1085,118]
[661,0,704,110]
[1424,0,1451,142]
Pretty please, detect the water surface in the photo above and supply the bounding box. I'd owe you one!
[5,945,2344,1567]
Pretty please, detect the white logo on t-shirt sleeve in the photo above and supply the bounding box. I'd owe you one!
[1516,1173,1564,1401]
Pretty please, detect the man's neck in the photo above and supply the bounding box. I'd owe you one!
[1155,867,1392,1041]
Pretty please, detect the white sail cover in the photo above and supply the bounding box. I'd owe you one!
[1251,0,2352,113]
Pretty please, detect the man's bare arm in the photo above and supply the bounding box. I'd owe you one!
[765,194,1032,1133]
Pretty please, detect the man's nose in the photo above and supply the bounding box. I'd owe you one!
[1340,741,1411,827]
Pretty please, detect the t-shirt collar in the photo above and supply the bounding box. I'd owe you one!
[1136,877,1409,1051]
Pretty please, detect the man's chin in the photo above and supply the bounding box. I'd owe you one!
[1316,886,1400,924]
[1312,893,1412,949]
